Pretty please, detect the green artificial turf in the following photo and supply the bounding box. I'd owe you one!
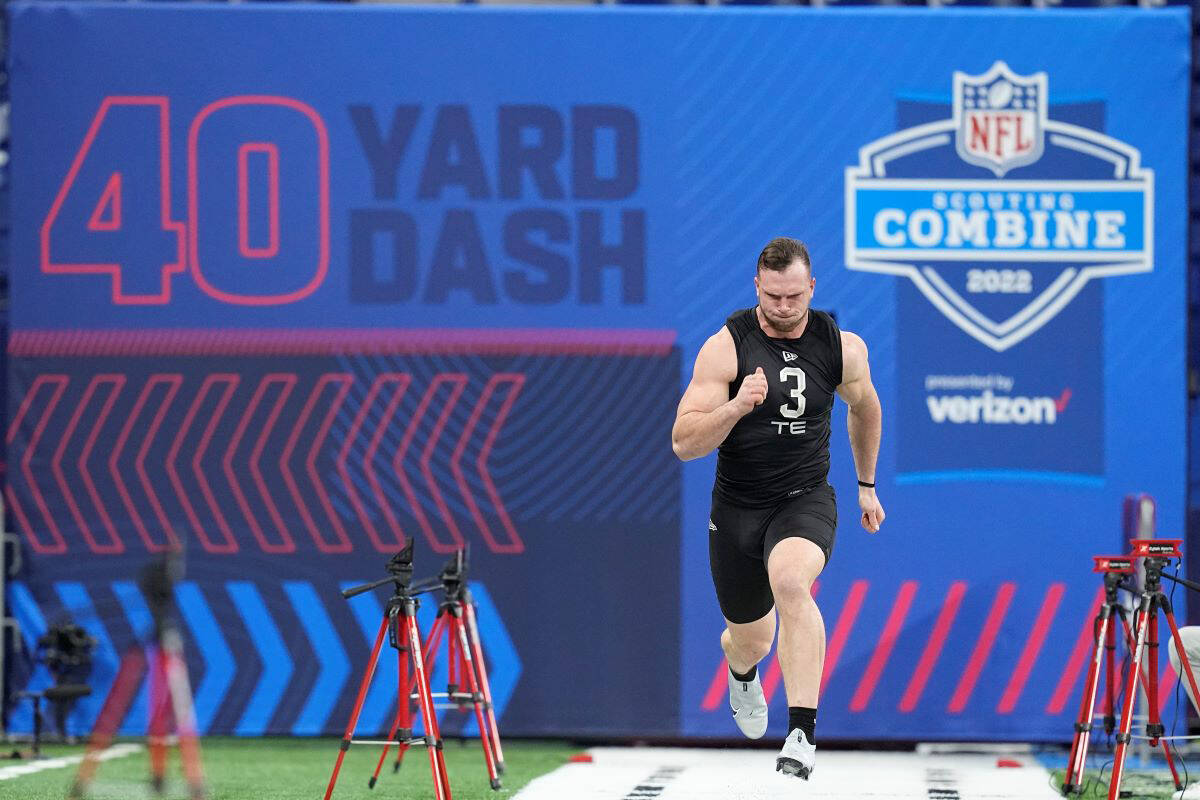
[0,737,576,800]
[1048,766,1188,799]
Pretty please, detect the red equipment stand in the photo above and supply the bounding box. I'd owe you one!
[370,552,504,791]
[1063,555,1149,794]
[69,557,207,800]
[1105,539,1200,800]
[324,582,451,800]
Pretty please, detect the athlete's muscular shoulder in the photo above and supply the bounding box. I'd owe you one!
[677,327,738,417]
[836,330,872,404]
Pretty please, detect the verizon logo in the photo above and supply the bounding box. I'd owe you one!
[926,388,1071,425]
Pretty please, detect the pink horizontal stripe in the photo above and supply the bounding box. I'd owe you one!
[10,328,676,357]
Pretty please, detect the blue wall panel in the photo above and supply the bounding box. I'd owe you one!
[5,3,1189,741]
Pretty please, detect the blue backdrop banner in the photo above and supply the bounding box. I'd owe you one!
[6,3,1189,741]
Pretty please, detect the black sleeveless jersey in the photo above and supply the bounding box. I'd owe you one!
[714,307,843,507]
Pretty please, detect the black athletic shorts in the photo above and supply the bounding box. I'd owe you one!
[708,482,837,625]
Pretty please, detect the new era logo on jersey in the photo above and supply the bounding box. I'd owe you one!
[782,351,798,363]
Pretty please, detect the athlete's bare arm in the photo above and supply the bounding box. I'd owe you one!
[672,328,767,462]
[836,330,885,533]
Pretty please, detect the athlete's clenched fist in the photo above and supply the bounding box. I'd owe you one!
[732,366,768,415]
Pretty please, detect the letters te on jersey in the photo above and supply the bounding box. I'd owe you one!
[844,62,1153,352]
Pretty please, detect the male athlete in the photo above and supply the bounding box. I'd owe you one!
[671,237,884,779]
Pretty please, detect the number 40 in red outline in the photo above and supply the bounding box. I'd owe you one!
[40,95,330,306]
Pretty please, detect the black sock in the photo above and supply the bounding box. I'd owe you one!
[789,707,816,744]
[729,664,757,682]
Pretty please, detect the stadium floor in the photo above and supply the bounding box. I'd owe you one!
[0,737,1187,799]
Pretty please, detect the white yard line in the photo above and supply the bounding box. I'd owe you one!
[0,743,143,781]
[515,747,1063,800]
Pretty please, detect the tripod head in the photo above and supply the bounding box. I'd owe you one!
[139,551,184,639]
[341,541,442,601]
[439,547,469,603]
[1129,538,1183,594]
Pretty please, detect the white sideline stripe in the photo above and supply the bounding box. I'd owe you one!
[514,747,1063,799]
[0,743,143,781]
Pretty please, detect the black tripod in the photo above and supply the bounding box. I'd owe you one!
[324,543,452,800]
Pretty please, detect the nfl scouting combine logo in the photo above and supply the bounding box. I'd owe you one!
[845,62,1153,352]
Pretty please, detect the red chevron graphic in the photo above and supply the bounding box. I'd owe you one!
[281,374,353,554]
[129,375,184,552]
[418,374,468,554]
[167,375,240,554]
[6,375,70,554]
[51,379,118,551]
[1046,585,1106,714]
[364,375,412,550]
[899,581,967,712]
[451,374,525,555]
[249,374,299,554]
[337,374,409,553]
[193,375,241,554]
[821,580,869,696]
[110,375,182,552]
[850,581,919,712]
[73,375,127,554]
[948,582,1017,713]
[391,378,443,551]
[226,374,297,554]
[996,582,1065,713]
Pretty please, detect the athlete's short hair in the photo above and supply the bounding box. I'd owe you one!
[757,237,811,274]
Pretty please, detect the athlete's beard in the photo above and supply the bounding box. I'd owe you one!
[761,307,808,335]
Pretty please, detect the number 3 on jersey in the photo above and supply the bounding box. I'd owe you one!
[779,367,807,418]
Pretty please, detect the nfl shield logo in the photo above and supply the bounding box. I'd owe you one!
[954,62,1047,176]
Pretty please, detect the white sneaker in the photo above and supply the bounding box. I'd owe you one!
[728,668,768,739]
[776,728,816,779]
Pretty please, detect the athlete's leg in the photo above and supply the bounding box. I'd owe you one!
[721,609,776,675]
[766,537,826,708]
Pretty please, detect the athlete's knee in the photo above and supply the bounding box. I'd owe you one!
[771,572,817,614]
[724,626,773,664]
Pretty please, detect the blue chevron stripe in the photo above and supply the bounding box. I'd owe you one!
[283,581,350,735]
[55,582,119,736]
[174,582,235,733]
[340,584,398,736]
[7,582,53,733]
[228,582,293,735]
[110,581,152,735]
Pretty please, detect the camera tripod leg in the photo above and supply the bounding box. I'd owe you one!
[149,648,171,793]
[162,635,207,800]
[369,645,411,789]
[453,611,500,790]
[1110,592,1153,800]
[324,617,388,800]
[463,598,504,774]
[70,648,147,800]
[1065,607,1110,794]
[405,604,451,800]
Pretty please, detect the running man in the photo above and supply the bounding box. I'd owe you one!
[671,237,885,779]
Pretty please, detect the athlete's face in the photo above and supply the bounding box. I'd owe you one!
[755,260,814,335]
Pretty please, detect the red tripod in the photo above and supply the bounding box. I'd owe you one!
[325,544,453,800]
[69,558,207,800]
[1106,539,1200,800]
[369,550,504,791]
[1063,555,1150,794]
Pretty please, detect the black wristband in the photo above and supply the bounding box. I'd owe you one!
[857,480,875,489]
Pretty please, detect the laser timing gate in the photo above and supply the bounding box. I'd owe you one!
[1063,539,1200,799]
[324,543,504,800]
